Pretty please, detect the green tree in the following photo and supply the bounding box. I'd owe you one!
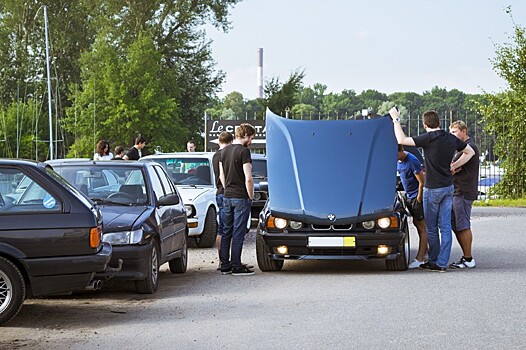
[264,69,305,116]
[477,18,526,198]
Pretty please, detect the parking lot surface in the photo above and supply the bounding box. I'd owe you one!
[1,207,526,349]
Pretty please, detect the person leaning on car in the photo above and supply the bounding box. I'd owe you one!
[449,120,480,269]
[213,131,233,265]
[389,107,475,272]
[397,144,428,269]
[219,123,256,276]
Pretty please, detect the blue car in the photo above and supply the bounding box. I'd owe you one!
[256,111,409,271]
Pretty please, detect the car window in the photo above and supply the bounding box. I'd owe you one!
[154,165,175,196]
[148,166,166,200]
[252,159,267,178]
[153,158,212,185]
[0,167,62,214]
[53,165,148,205]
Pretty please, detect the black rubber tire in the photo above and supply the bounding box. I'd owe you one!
[0,257,26,325]
[385,225,410,271]
[169,231,188,273]
[135,242,159,294]
[197,207,217,248]
[256,233,284,272]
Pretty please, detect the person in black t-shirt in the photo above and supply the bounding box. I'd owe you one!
[449,120,480,269]
[389,108,475,272]
[123,135,147,160]
[219,123,256,276]
[212,131,233,264]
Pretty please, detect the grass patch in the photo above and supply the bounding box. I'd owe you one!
[474,198,526,207]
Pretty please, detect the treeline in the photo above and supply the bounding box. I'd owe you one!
[0,0,241,160]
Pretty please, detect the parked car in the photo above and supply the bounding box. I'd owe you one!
[251,153,268,226]
[256,111,410,272]
[49,160,187,294]
[0,159,113,325]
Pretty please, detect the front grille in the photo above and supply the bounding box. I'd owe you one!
[311,224,353,231]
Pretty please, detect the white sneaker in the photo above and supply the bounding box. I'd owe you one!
[449,257,476,269]
[408,259,424,269]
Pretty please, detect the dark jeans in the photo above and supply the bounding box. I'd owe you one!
[219,197,252,269]
[216,194,225,236]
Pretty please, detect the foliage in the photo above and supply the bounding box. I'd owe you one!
[476,20,526,199]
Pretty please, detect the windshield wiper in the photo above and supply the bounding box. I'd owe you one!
[90,198,131,206]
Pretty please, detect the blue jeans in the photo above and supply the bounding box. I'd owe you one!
[216,194,225,236]
[423,185,454,268]
[220,198,252,269]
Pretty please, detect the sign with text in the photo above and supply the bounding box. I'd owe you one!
[205,119,266,150]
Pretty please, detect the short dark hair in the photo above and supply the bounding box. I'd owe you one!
[114,145,124,155]
[235,123,256,139]
[135,134,147,145]
[423,110,440,129]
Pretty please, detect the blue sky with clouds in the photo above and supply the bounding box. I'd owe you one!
[206,0,526,99]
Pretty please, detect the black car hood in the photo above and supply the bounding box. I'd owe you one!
[100,205,149,232]
[266,110,397,224]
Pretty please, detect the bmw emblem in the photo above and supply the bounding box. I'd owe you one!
[327,213,336,222]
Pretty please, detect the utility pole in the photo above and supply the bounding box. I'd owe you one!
[44,5,53,160]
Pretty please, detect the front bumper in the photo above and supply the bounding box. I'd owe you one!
[96,241,152,280]
[260,231,405,261]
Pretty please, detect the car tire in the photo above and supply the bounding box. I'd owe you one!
[0,257,26,325]
[256,233,284,272]
[169,231,188,273]
[197,207,217,248]
[135,241,159,294]
[385,225,410,271]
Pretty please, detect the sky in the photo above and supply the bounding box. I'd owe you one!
[205,0,526,100]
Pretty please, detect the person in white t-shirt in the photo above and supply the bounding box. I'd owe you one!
[93,140,113,160]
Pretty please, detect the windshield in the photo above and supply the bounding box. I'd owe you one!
[252,159,267,179]
[52,165,149,205]
[150,158,212,186]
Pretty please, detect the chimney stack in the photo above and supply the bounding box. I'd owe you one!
[257,48,263,98]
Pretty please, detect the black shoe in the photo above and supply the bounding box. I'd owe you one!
[232,266,255,276]
[419,261,434,270]
[221,267,232,275]
[242,263,254,269]
[428,264,446,272]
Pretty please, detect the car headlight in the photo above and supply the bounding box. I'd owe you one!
[362,220,375,230]
[254,192,262,201]
[185,204,196,218]
[102,229,143,245]
[289,220,303,230]
[267,215,288,230]
[377,217,391,229]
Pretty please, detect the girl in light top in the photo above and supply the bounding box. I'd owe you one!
[93,140,113,160]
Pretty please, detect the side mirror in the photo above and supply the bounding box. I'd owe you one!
[158,193,180,206]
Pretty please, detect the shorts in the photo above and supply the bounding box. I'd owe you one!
[451,195,473,232]
[406,196,425,221]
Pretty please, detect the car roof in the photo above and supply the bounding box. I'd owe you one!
[141,152,215,161]
[46,159,151,169]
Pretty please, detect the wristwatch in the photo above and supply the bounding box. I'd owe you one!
[392,117,400,123]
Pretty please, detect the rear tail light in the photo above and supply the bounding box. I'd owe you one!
[90,226,102,248]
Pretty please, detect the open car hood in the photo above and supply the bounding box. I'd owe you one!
[266,110,397,224]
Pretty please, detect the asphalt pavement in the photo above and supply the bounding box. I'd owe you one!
[2,206,526,349]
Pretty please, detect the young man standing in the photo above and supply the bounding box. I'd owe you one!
[389,108,475,272]
[212,131,233,264]
[123,135,147,160]
[449,120,480,269]
[397,145,428,268]
[219,123,256,276]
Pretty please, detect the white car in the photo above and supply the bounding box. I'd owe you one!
[141,152,218,247]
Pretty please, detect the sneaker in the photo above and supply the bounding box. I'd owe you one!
[408,259,424,269]
[449,257,476,269]
[428,264,447,272]
[232,266,255,276]
[220,267,232,275]
[219,263,253,270]
[419,261,435,270]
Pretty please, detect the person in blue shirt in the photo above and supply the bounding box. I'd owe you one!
[397,144,428,269]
